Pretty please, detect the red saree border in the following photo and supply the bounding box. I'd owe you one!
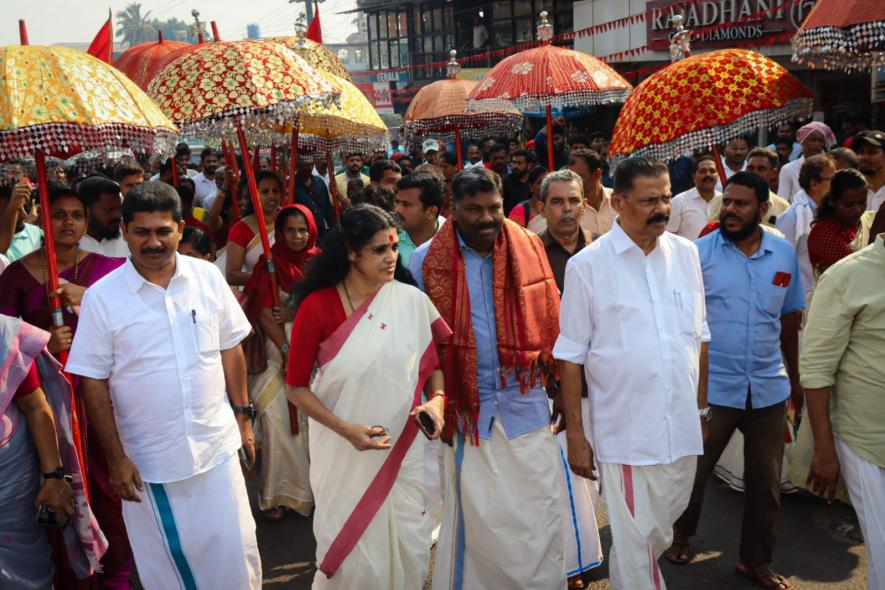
[315,287,381,369]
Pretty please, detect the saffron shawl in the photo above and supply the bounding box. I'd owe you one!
[422,218,560,442]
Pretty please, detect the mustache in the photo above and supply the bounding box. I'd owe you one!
[141,247,165,255]
[722,214,742,224]
[559,215,577,223]
[647,214,669,225]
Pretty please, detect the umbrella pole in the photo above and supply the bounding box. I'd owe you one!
[18,20,29,44]
[455,128,464,171]
[253,148,261,173]
[710,144,728,187]
[546,104,555,171]
[236,127,280,306]
[36,149,89,495]
[326,151,342,221]
[286,123,300,206]
[221,140,242,218]
[171,158,180,186]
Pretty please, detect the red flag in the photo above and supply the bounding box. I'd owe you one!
[306,5,323,44]
[87,11,113,63]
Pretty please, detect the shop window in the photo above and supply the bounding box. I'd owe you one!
[337,48,349,61]
[355,48,366,63]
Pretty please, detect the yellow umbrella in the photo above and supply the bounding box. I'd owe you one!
[269,35,351,81]
[0,44,178,160]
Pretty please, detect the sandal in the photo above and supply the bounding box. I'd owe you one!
[262,506,285,521]
[735,561,794,590]
[665,539,691,565]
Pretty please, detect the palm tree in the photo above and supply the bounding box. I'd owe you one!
[116,3,154,48]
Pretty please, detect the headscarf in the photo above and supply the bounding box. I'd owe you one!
[797,122,837,149]
[243,204,319,323]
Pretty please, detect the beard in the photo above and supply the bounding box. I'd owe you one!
[96,222,122,241]
[720,214,760,242]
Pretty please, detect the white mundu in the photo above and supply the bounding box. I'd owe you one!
[554,221,708,589]
[67,253,261,589]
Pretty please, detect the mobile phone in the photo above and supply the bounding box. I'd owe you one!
[415,411,436,440]
[37,505,69,529]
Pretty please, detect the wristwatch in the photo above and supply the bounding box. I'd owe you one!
[280,343,290,354]
[42,467,67,480]
[232,404,257,419]
[698,406,713,422]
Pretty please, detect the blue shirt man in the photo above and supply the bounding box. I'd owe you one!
[410,231,550,440]
[697,228,805,409]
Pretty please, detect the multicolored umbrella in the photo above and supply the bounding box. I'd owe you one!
[469,12,632,169]
[610,49,814,167]
[404,51,522,168]
[269,35,351,81]
[114,31,189,91]
[791,0,885,71]
[148,39,337,306]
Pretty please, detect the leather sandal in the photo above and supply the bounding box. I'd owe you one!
[665,539,691,565]
[735,561,794,590]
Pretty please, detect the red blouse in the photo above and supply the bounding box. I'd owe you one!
[808,218,858,268]
[15,360,40,398]
[227,219,256,248]
[285,286,346,387]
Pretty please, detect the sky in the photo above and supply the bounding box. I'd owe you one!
[4,0,360,47]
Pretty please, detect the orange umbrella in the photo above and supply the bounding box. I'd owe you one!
[469,12,631,170]
[404,51,522,168]
[114,31,189,91]
[610,49,813,168]
[791,0,885,71]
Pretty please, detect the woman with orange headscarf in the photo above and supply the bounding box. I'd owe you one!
[243,204,320,520]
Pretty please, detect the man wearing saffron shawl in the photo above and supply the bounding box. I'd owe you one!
[410,166,566,589]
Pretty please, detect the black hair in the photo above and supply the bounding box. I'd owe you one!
[369,159,401,183]
[489,143,508,156]
[291,204,411,310]
[817,168,869,222]
[551,125,566,137]
[176,182,196,208]
[343,151,364,160]
[528,165,548,185]
[200,147,214,160]
[746,147,779,169]
[569,134,590,147]
[773,138,794,149]
[396,172,444,211]
[725,171,770,204]
[613,156,669,193]
[237,170,283,216]
[829,147,859,170]
[175,142,191,156]
[568,149,602,172]
[511,148,537,164]
[451,166,501,203]
[181,226,212,256]
[439,151,458,166]
[353,184,397,212]
[47,180,84,208]
[691,154,718,173]
[77,175,120,208]
[798,154,834,192]
[113,162,144,182]
[122,181,182,224]
[587,131,606,142]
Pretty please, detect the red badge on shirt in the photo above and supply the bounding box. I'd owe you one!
[773,271,792,288]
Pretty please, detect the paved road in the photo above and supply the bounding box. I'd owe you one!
[250,477,868,589]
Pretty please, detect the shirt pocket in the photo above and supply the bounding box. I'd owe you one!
[758,283,787,318]
[674,290,702,337]
[190,312,220,353]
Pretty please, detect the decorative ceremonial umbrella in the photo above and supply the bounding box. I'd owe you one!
[114,31,189,91]
[148,39,337,305]
[404,51,522,170]
[468,11,632,170]
[791,0,885,71]
[610,48,813,181]
[269,35,351,81]
[1,22,178,493]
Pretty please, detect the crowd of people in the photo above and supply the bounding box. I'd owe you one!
[0,117,883,590]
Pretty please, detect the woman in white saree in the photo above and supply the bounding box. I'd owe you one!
[286,205,451,589]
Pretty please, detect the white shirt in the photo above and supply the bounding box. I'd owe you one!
[868,184,885,212]
[67,254,251,483]
[667,187,722,240]
[463,160,485,169]
[777,156,804,202]
[149,168,198,182]
[775,189,817,298]
[78,234,130,258]
[714,156,746,192]
[553,222,709,466]
[0,253,8,275]
[193,172,218,208]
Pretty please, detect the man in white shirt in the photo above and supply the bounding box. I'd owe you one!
[776,154,835,298]
[777,122,836,201]
[668,154,722,239]
[77,176,130,258]
[854,130,885,212]
[463,143,484,169]
[555,156,709,590]
[192,148,220,208]
[67,182,261,589]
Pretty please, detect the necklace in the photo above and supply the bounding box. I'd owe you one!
[42,248,79,312]
[341,279,356,314]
